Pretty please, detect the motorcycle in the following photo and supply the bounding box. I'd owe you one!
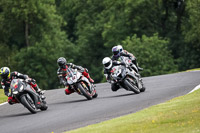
[120,56,139,73]
[10,79,48,114]
[65,67,98,100]
[110,58,146,94]
[120,56,146,92]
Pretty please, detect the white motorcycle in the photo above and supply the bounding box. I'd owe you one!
[65,67,98,100]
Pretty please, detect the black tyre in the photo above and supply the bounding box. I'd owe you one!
[140,86,146,92]
[78,83,92,100]
[40,101,48,111]
[92,91,98,98]
[20,95,37,114]
[124,79,140,94]
[139,79,146,92]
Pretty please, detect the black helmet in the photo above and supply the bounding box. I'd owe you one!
[57,57,67,67]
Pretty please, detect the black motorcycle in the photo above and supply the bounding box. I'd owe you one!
[110,60,145,94]
[10,79,48,114]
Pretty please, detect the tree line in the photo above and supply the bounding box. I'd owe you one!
[0,0,199,89]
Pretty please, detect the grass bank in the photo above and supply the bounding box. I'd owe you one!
[186,68,200,72]
[0,89,7,104]
[66,88,200,133]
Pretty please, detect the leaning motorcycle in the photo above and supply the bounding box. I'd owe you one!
[10,79,48,114]
[65,67,98,100]
[110,60,145,94]
[120,56,146,92]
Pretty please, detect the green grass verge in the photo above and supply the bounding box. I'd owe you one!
[0,89,7,104]
[186,68,200,71]
[66,88,200,133]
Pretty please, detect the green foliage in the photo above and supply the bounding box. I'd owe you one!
[0,0,199,89]
[58,0,108,83]
[0,44,11,68]
[13,36,73,89]
[0,0,74,89]
[180,0,200,70]
[123,34,178,76]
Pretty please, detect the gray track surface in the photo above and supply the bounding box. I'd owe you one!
[0,71,200,133]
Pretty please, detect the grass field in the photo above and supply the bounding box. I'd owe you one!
[0,89,7,104]
[66,88,200,133]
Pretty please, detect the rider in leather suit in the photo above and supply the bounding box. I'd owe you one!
[102,57,126,92]
[57,57,94,95]
[0,67,42,105]
[111,45,143,72]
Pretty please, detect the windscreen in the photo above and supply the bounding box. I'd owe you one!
[10,79,22,91]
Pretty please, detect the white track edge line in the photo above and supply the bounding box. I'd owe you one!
[0,85,199,106]
[0,102,7,106]
[188,84,200,94]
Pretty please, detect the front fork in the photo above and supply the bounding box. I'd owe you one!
[80,81,96,96]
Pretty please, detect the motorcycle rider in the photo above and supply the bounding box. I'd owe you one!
[111,45,143,72]
[57,57,94,95]
[0,67,43,105]
[102,57,126,92]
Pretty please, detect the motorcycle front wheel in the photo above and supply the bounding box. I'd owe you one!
[78,83,92,100]
[124,78,140,94]
[20,94,37,114]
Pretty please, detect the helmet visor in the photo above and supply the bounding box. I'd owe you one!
[104,62,111,67]
[58,61,65,66]
[1,74,8,79]
[113,51,119,55]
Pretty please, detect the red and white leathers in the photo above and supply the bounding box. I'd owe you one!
[57,63,94,95]
[1,71,41,104]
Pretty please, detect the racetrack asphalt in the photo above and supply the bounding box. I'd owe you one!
[0,71,200,133]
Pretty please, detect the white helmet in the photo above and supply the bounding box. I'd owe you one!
[117,45,123,52]
[102,57,112,69]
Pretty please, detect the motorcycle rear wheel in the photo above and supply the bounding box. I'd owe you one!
[92,92,98,98]
[40,101,48,111]
[20,94,37,114]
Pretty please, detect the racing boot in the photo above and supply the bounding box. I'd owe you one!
[32,84,46,99]
[8,97,18,105]
[135,62,143,71]
[138,66,143,71]
[132,59,143,71]
[111,83,120,92]
[65,86,74,95]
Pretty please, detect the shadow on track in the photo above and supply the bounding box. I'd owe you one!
[0,112,32,118]
[100,92,136,99]
[49,99,88,105]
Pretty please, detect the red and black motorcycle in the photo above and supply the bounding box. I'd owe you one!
[10,79,48,114]
[65,67,98,100]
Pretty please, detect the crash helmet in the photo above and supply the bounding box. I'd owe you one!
[117,45,123,52]
[57,57,67,67]
[112,46,120,58]
[0,67,10,79]
[102,57,112,69]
